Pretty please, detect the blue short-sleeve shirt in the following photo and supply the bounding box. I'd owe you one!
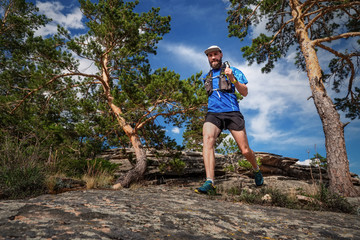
[203,66,248,113]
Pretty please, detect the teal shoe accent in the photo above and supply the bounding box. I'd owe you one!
[195,180,216,194]
[254,170,264,186]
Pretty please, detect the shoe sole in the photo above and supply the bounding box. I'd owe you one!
[194,188,216,195]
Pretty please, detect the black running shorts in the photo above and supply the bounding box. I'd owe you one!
[205,111,245,131]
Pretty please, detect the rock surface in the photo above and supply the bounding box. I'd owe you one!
[99,148,360,186]
[1,184,360,240]
[1,149,359,239]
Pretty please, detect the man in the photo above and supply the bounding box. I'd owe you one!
[195,45,264,194]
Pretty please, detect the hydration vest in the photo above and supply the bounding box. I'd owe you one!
[204,61,234,96]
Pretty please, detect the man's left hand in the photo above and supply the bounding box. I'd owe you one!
[225,67,237,84]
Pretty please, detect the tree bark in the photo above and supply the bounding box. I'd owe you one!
[101,55,147,188]
[290,0,358,197]
[108,99,148,189]
[115,121,147,188]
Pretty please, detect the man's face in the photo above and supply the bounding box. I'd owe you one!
[207,51,223,69]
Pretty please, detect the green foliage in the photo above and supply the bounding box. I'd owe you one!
[0,135,47,199]
[238,157,262,170]
[334,87,360,120]
[241,33,281,73]
[0,131,117,199]
[0,0,210,194]
[1,0,204,163]
[0,164,46,199]
[315,184,354,213]
[63,0,205,153]
[56,158,118,178]
[224,164,235,173]
[217,137,240,155]
[310,153,327,169]
[222,184,355,214]
[159,158,186,175]
[217,136,262,171]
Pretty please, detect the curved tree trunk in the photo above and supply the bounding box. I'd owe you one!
[290,0,358,197]
[107,102,148,188]
[101,56,147,189]
[117,126,147,188]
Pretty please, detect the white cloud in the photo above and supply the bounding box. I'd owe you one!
[74,53,98,75]
[296,159,312,166]
[229,58,319,144]
[171,127,180,134]
[160,42,208,70]
[35,1,84,36]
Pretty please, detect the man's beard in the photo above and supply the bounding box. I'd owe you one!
[210,58,222,69]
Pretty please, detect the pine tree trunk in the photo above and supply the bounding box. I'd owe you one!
[290,0,358,197]
[117,127,147,188]
[107,102,148,188]
[101,56,147,188]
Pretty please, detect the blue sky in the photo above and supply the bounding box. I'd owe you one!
[32,0,360,175]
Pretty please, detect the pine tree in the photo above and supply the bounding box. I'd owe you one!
[5,0,206,187]
[227,0,359,196]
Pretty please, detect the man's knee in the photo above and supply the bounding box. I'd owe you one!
[241,147,253,157]
[203,134,216,148]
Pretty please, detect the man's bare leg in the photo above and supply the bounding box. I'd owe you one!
[230,128,258,169]
[230,127,263,186]
[202,122,221,181]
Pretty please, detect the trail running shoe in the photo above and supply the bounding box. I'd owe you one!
[195,180,216,194]
[254,169,264,186]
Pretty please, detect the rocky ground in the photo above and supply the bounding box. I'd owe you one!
[1,149,359,239]
[1,178,360,240]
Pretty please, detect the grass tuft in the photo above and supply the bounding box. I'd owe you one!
[217,182,355,214]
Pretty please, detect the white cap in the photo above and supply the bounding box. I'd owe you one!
[204,45,222,55]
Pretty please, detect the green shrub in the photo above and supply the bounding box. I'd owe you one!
[224,164,235,172]
[238,189,258,203]
[314,184,354,213]
[159,158,186,174]
[238,157,262,170]
[169,158,186,174]
[220,183,355,214]
[56,158,118,178]
[0,136,47,199]
[0,164,46,199]
[261,188,298,209]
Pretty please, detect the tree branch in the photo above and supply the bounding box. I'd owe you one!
[300,0,317,17]
[268,18,294,45]
[313,32,360,44]
[44,81,101,107]
[134,98,177,129]
[134,97,163,128]
[231,0,263,29]
[315,42,357,99]
[135,106,197,131]
[0,0,15,34]
[10,72,103,114]
[304,2,360,31]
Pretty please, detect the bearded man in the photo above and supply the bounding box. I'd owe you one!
[195,45,264,194]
